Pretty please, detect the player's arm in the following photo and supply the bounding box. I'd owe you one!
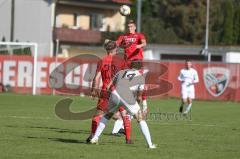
[116,35,125,48]
[177,70,184,82]
[136,88,144,104]
[136,85,149,119]
[136,34,147,49]
[193,70,199,84]
[91,71,101,98]
[136,39,146,49]
[91,61,102,98]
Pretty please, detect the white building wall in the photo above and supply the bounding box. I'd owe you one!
[0,0,11,41]
[0,0,53,57]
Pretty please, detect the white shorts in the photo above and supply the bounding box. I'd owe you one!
[181,86,195,99]
[108,90,140,115]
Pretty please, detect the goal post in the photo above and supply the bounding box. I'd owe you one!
[0,42,38,95]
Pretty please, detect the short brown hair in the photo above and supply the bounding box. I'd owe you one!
[127,19,135,25]
[104,39,117,51]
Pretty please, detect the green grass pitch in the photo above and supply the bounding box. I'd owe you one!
[0,93,239,159]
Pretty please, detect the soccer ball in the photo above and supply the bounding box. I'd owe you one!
[119,5,131,16]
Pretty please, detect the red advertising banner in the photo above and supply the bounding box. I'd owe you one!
[0,55,239,102]
[162,62,240,102]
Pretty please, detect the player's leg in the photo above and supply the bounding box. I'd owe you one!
[86,109,104,143]
[179,101,184,113]
[90,91,120,144]
[184,98,192,114]
[122,98,156,148]
[184,89,194,114]
[142,91,149,117]
[91,110,104,133]
[119,106,132,144]
[180,89,188,113]
[134,109,156,149]
[111,111,123,136]
[90,112,114,144]
[86,96,108,143]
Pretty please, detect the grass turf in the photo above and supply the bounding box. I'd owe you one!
[0,93,239,159]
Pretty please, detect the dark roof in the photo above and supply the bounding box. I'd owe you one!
[88,0,132,4]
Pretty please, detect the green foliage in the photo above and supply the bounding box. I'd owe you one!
[233,5,240,44]
[130,0,240,45]
[142,17,183,44]
[222,0,234,45]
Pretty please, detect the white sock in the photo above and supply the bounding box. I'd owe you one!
[139,120,153,147]
[92,116,108,140]
[186,103,192,112]
[142,99,147,110]
[112,119,123,134]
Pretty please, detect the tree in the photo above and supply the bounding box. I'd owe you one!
[233,4,240,44]
[129,0,239,45]
[221,0,234,45]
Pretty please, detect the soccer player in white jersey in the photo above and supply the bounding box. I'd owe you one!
[178,60,199,114]
[90,61,156,149]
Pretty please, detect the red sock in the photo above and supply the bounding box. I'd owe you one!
[91,115,102,135]
[142,90,147,100]
[123,115,131,141]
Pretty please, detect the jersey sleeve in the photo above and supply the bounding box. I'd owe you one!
[116,35,124,46]
[138,33,146,41]
[177,70,184,81]
[193,70,199,83]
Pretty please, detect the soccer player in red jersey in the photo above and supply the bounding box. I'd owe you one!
[87,39,132,144]
[116,20,146,62]
[115,20,149,127]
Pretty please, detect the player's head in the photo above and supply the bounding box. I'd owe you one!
[104,39,117,54]
[185,60,192,69]
[130,60,142,70]
[127,20,136,34]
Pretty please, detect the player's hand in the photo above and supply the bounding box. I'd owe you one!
[136,44,142,49]
[91,88,99,99]
[137,96,142,103]
[142,108,149,119]
[187,82,193,87]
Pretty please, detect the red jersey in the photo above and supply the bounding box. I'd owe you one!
[96,54,126,90]
[116,32,146,61]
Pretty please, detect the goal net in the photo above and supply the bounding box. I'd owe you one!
[0,42,38,95]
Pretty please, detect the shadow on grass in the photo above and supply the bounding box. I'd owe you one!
[28,126,90,135]
[6,125,119,137]
[25,136,86,144]
[27,126,115,136]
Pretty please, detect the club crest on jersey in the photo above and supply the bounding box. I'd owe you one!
[203,67,230,97]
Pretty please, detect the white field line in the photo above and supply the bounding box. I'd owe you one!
[148,121,234,128]
[0,115,55,120]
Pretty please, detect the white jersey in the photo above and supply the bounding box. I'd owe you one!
[114,68,147,92]
[108,68,148,115]
[178,68,199,99]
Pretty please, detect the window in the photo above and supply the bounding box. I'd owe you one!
[72,13,81,28]
[90,13,103,30]
[73,13,78,27]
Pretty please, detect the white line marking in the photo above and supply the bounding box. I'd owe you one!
[0,115,55,120]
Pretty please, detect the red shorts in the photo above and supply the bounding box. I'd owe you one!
[97,90,109,112]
